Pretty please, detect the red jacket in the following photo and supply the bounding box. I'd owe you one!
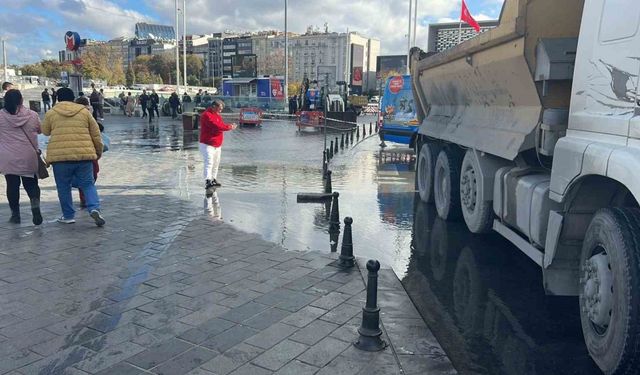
[199,108,233,147]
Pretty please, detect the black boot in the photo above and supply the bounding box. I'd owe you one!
[31,198,43,226]
[8,210,20,224]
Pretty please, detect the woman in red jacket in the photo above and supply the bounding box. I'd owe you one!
[199,99,237,190]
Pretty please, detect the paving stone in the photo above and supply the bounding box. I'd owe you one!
[289,320,339,346]
[184,368,216,375]
[178,304,231,326]
[397,354,458,375]
[201,343,264,375]
[95,362,148,375]
[218,302,269,323]
[320,302,361,325]
[296,337,350,367]
[18,345,94,375]
[244,323,298,350]
[74,341,147,373]
[83,323,149,352]
[228,363,272,375]
[0,348,42,374]
[251,339,308,371]
[130,321,193,348]
[274,360,320,375]
[201,325,259,353]
[30,327,103,356]
[280,306,327,328]
[126,337,194,369]
[309,292,351,310]
[178,318,236,345]
[151,346,218,375]
[242,307,289,330]
[383,318,444,356]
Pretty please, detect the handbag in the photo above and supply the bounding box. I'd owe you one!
[20,127,49,179]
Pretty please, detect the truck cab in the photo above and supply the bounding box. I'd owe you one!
[412,0,640,373]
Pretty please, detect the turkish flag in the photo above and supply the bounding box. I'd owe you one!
[461,0,481,32]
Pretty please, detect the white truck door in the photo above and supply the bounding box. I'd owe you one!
[571,0,640,138]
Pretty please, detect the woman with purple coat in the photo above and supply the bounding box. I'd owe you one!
[0,89,43,225]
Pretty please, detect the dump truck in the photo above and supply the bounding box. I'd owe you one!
[411,0,640,373]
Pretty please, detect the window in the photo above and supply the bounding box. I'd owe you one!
[600,0,640,42]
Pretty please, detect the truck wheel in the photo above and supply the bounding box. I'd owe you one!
[417,142,440,203]
[460,150,494,233]
[579,208,640,375]
[434,148,462,220]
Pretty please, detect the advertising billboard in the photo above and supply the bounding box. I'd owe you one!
[381,75,417,126]
[270,78,284,99]
[232,54,257,78]
[376,55,407,80]
[351,45,364,91]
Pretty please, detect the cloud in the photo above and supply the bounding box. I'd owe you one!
[2,0,503,64]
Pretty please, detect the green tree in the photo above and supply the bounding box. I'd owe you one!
[187,75,200,86]
[21,63,46,77]
[126,65,135,87]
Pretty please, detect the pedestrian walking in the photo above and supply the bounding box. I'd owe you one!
[169,92,180,119]
[150,89,160,118]
[139,89,149,119]
[199,99,237,190]
[51,88,58,106]
[76,123,109,208]
[0,89,43,225]
[125,92,135,117]
[0,82,12,110]
[42,88,51,112]
[42,87,105,227]
[90,87,100,120]
[97,89,105,120]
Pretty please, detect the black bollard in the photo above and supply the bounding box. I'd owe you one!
[351,129,355,144]
[324,170,332,194]
[329,192,340,252]
[322,150,328,177]
[340,133,345,149]
[363,124,367,137]
[330,141,334,158]
[370,122,373,134]
[354,260,386,351]
[338,217,355,268]
[334,137,339,154]
[356,127,360,140]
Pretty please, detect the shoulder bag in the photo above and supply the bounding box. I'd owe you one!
[20,127,49,179]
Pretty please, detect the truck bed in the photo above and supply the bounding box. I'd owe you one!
[412,0,584,160]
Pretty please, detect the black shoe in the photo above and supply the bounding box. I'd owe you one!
[9,214,20,224]
[212,179,222,187]
[31,199,42,224]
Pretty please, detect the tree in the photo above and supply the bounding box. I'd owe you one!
[21,63,46,77]
[288,81,302,96]
[187,75,200,86]
[80,45,125,85]
[126,65,135,87]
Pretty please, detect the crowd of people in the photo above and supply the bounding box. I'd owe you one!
[0,81,238,227]
[0,81,106,227]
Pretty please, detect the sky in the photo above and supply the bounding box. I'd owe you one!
[0,0,504,65]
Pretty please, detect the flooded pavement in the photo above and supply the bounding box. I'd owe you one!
[89,116,600,373]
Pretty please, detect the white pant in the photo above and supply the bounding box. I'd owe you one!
[200,143,222,180]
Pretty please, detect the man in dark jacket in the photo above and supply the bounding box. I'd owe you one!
[148,89,160,123]
[139,89,149,119]
[199,99,237,190]
[169,92,180,119]
[41,88,51,112]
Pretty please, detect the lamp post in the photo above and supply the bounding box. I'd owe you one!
[2,39,7,84]
[183,0,187,93]
[407,0,412,74]
[284,0,289,111]
[413,0,418,47]
[175,0,180,94]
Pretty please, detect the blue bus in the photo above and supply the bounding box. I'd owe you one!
[379,75,419,145]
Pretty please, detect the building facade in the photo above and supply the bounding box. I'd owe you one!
[427,20,499,53]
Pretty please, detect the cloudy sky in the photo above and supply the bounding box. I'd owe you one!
[1,0,504,65]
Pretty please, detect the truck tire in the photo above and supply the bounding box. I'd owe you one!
[579,208,640,375]
[460,150,494,233]
[434,148,462,220]
[417,142,440,203]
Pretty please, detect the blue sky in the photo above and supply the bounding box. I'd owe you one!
[0,0,504,65]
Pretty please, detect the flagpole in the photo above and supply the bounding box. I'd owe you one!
[458,0,463,44]
[407,0,412,74]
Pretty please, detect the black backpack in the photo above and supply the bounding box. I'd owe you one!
[90,90,99,103]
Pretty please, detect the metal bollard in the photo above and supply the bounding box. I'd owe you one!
[363,124,367,137]
[329,141,334,159]
[329,192,340,252]
[335,137,339,154]
[351,129,355,144]
[369,122,373,134]
[356,127,360,140]
[322,150,328,177]
[354,259,386,351]
[338,217,355,268]
[340,133,345,149]
[324,170,332,194]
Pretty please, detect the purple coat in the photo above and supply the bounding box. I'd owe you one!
[0,105,41,176]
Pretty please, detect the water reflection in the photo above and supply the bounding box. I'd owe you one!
[404,200,601,374]
[204,189,222,220]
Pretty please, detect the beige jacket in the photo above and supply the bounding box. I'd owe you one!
[42,101,103,163]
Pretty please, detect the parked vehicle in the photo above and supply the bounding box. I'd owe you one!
[412,0,640,373]
[379,75,418,145]
[239,107,263,126]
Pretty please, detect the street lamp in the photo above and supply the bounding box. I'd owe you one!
[175,0,180,93]
[284,0,289,111]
